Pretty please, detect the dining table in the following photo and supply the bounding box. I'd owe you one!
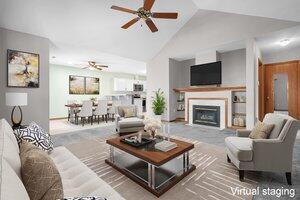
[65,102,113,124]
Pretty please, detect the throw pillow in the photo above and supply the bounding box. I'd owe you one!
[19,140,63,200]
[123,107,136,118]
[14,122,53,152]
[249,121,275,139]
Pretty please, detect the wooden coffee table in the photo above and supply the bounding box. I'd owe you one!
[105,136,196,197]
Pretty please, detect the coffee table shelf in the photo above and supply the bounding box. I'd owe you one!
[105,137,196,197]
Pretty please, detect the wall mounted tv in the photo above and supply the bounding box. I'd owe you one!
[190,61,222,86]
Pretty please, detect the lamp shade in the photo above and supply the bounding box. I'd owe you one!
[6,93,28,106]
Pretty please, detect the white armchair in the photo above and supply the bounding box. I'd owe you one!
[225,113,300,185]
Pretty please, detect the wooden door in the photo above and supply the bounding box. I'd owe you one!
[258,60,265,121]
[264,61,299,118]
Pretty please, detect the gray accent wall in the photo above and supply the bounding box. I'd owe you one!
[220,49,246,86]
[0,28,50,132]
[169,58,195,120]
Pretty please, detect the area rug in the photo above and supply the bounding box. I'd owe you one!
[65,136,258,200]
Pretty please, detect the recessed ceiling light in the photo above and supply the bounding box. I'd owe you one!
[67,61,73,65]
[278,39,291,47]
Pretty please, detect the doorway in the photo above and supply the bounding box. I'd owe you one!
[259,60,299,119]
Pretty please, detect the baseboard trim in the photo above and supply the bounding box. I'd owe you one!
[50,117,68,121]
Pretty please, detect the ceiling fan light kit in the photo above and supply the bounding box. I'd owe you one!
[111,0,178,33]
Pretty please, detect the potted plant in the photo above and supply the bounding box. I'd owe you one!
[152,88,166,121]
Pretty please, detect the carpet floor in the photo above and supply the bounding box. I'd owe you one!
[52,122,300,199]
[65,136,257,200]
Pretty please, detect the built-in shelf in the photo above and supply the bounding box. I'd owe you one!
[177,109,185,112]
[177,100,185,102]
[232,90,246,128]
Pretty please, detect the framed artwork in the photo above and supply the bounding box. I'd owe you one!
[7,49,40,88]
[85,77,100,95]
[69,75,85,94]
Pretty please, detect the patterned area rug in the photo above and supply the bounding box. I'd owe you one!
[65,136,258,200]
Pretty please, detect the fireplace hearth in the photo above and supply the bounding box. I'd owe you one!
[193,105,220,127]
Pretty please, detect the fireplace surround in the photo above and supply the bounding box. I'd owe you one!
[193,105,220,127]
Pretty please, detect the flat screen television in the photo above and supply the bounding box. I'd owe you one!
[190,61,222,86]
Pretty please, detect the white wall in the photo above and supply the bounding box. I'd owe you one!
[147,10,297,121]
[195,50,220,65]
[0,28,50,131]
[262,45,300,64]
[220,49,246,86]
[146,56,170,120]
[246,39,262,129]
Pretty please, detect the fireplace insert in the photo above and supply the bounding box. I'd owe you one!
[193,105,220,127]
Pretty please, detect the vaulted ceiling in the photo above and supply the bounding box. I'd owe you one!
[1,0,300,75]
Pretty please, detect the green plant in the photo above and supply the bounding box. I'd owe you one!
[152,88,166,115]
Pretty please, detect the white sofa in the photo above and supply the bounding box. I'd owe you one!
[0,119,124,200]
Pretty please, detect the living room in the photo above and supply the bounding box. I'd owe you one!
[1,0,300,200]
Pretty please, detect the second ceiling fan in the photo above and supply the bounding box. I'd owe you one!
[111,0,178,33]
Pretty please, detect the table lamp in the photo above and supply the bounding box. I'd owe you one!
[6,93,28,129]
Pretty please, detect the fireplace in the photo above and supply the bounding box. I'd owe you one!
[193,105,220,127]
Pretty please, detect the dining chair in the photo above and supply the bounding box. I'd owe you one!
[93,100,108,123]
[67,100,78,122]
[108,100,121,121]
[76,100,93,126]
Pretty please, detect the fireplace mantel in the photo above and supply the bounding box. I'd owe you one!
[174,86,246,93]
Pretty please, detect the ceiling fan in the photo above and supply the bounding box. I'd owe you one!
[111,0,178,33]
[82,61,108,71]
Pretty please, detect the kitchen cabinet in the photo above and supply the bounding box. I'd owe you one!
[114,78,134,91]
[114,78,146,92]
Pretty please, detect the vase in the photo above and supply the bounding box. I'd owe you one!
[153,114,162,122]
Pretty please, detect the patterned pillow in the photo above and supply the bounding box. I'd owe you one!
[14,122,53,152]
[64,198,107,200]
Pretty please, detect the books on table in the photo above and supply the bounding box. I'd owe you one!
[155,140,178,152]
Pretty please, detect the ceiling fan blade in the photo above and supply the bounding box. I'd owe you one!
[144,0,155,11]
[152,12,178,19]
[121,17,140,29]
[111,5,137,14]
[145,18,158,33]
[95,65,108,68]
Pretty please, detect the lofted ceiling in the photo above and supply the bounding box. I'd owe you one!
[192,0,300,22]
[0,0,198,75]
[1,0,300,75]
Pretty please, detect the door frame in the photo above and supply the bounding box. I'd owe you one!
[258,59,265,121]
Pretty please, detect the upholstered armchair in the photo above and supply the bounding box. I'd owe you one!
[115,105,145,135]
[225,113,300,185]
